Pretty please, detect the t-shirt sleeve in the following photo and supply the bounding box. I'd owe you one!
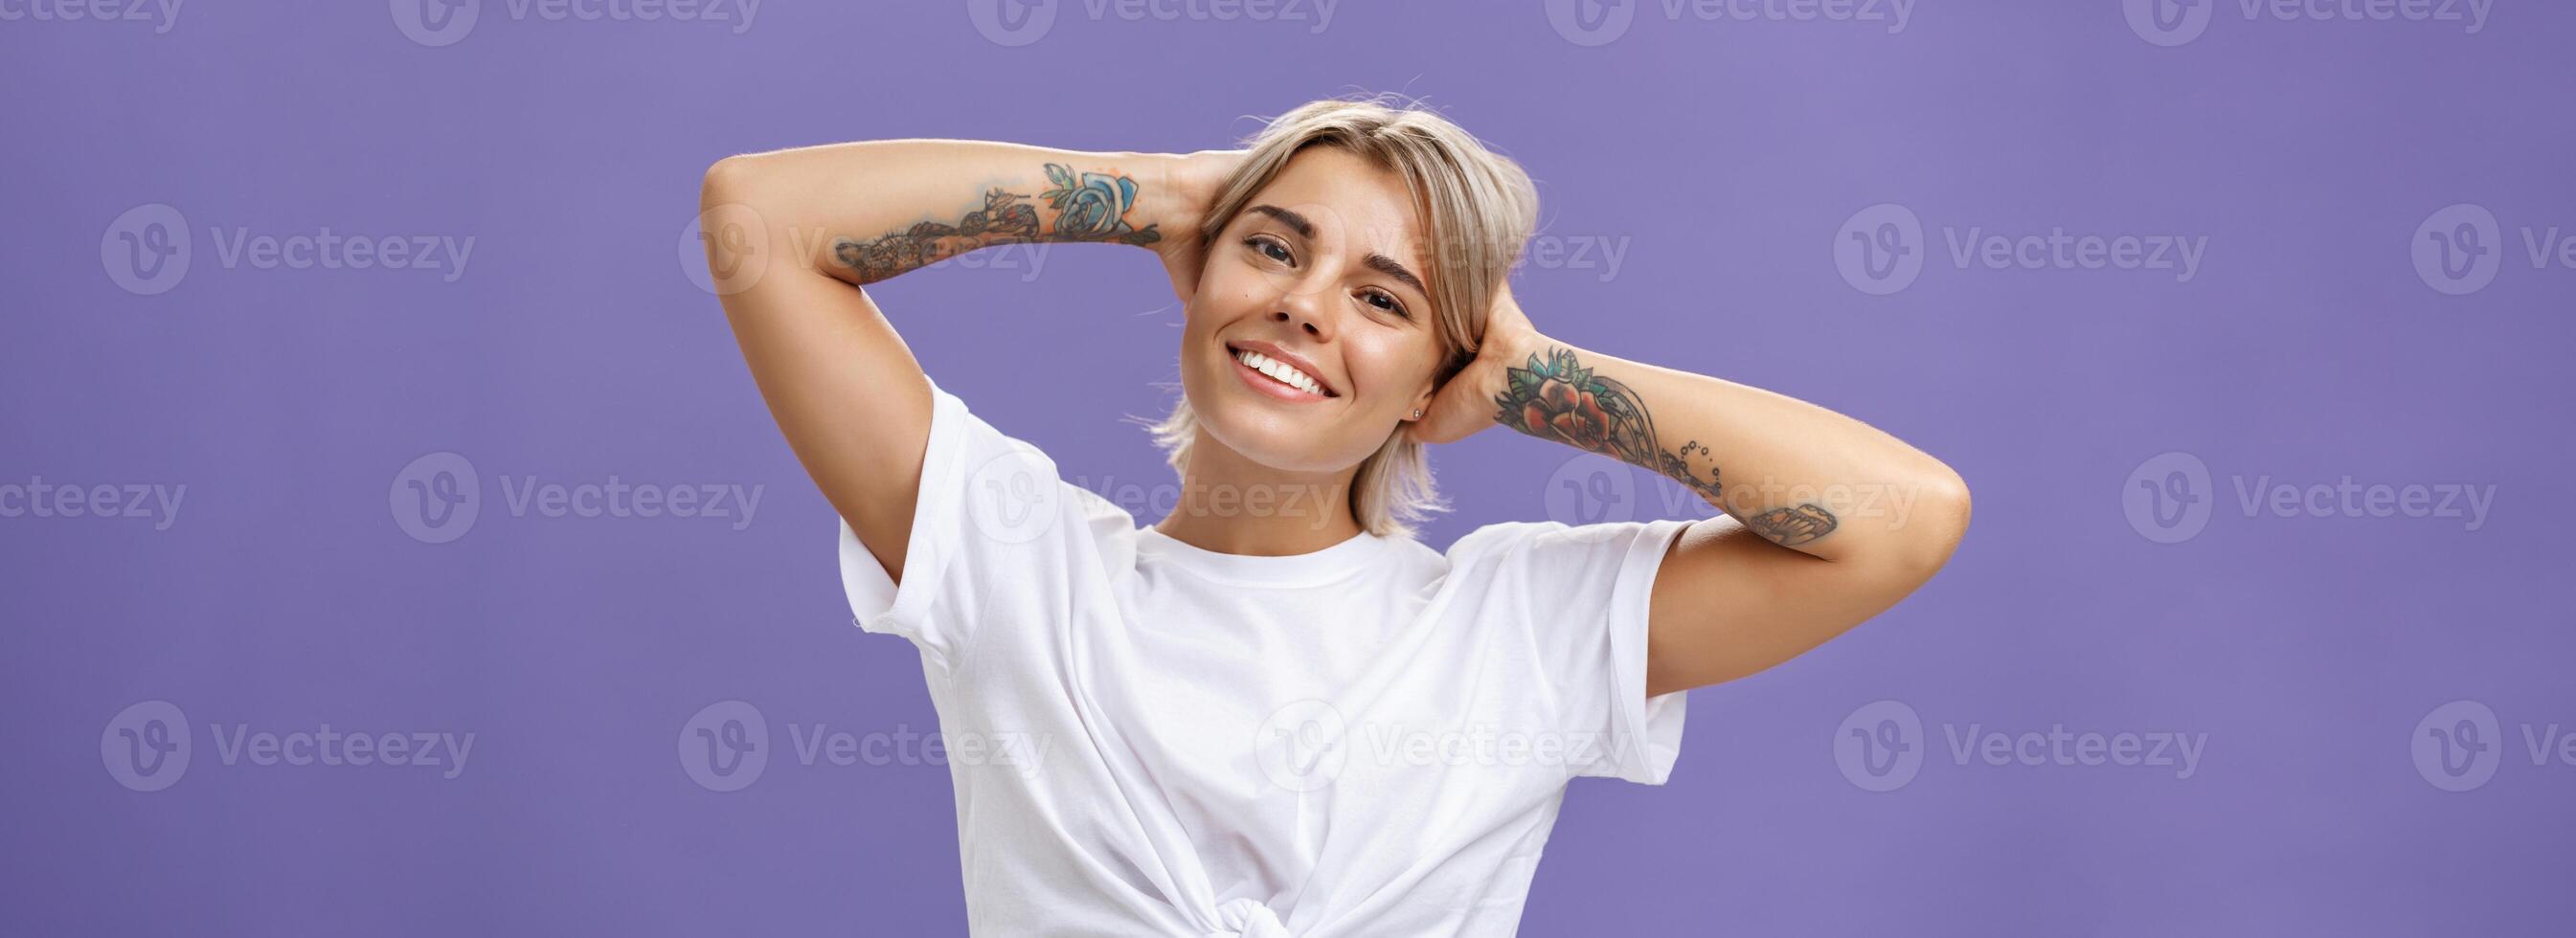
[835,375,1118,675]
[1451,518,1695,785]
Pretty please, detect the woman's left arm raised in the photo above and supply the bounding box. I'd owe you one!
[1412,284,1972,696]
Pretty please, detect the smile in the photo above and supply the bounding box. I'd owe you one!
[1227,343,1336,401]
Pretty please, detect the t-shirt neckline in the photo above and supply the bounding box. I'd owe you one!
[1136,525,1393,587]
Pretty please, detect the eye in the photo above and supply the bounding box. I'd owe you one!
[1244,234,1294,265]
[1360,288,1411,320]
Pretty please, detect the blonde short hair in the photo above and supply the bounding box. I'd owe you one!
[1146,94,1541,540]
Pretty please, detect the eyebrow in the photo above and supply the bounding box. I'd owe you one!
[1247,204,1430,300]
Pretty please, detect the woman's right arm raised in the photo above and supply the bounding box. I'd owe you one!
[698,141,1209,583]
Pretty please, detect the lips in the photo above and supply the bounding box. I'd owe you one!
[1225,341,1338,403]
[1226,339,1338,397]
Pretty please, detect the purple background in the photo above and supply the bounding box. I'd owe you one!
[6,1,2572,934]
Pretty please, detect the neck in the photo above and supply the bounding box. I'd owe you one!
[1151,428,1364,556]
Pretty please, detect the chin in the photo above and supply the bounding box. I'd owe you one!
[1195,399,1336,474]
[1183,377,1372,477]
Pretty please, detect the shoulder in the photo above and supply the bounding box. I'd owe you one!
[1064,483,1142,573]
[928,378,1143,564]
[1435,519,1697,610]
[1445,518,1688,566]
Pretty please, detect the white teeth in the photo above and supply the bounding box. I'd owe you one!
[1234,347,1325,396]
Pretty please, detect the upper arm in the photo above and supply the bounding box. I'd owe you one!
[701,158,931,583]
[1642,506,1963,696]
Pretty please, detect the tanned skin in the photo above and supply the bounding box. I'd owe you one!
[702,137,1969,699]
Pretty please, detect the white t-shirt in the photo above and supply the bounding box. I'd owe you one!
[837,377,1691,937]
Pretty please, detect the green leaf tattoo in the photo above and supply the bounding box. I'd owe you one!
[831,162,1163,282]
[1494,346,1839,547]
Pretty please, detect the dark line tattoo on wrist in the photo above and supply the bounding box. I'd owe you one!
[1494,346,1839,547]
[830,162,1164,283]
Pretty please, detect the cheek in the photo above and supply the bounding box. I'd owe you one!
[1345,336,1445,402]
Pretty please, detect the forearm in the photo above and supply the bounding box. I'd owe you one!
[1484,331,1969,565]
[702,139,1186,285]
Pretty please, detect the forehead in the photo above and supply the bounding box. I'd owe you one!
[1247,145,1429,271]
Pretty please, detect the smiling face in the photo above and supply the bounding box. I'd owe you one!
[1177,145,1450,475]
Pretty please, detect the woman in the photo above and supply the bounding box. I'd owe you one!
[700,96,1969,937]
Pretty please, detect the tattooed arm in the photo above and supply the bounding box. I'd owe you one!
[1412,283,1971,694]
[699,141,1229,583]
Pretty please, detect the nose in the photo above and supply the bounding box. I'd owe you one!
[1270,298,1334,343]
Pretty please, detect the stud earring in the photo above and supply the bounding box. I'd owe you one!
[1412,408,1423,419]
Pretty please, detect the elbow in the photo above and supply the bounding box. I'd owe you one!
[1895,467,1971,575]
[700,154,759,210]
[695,155,806,297]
